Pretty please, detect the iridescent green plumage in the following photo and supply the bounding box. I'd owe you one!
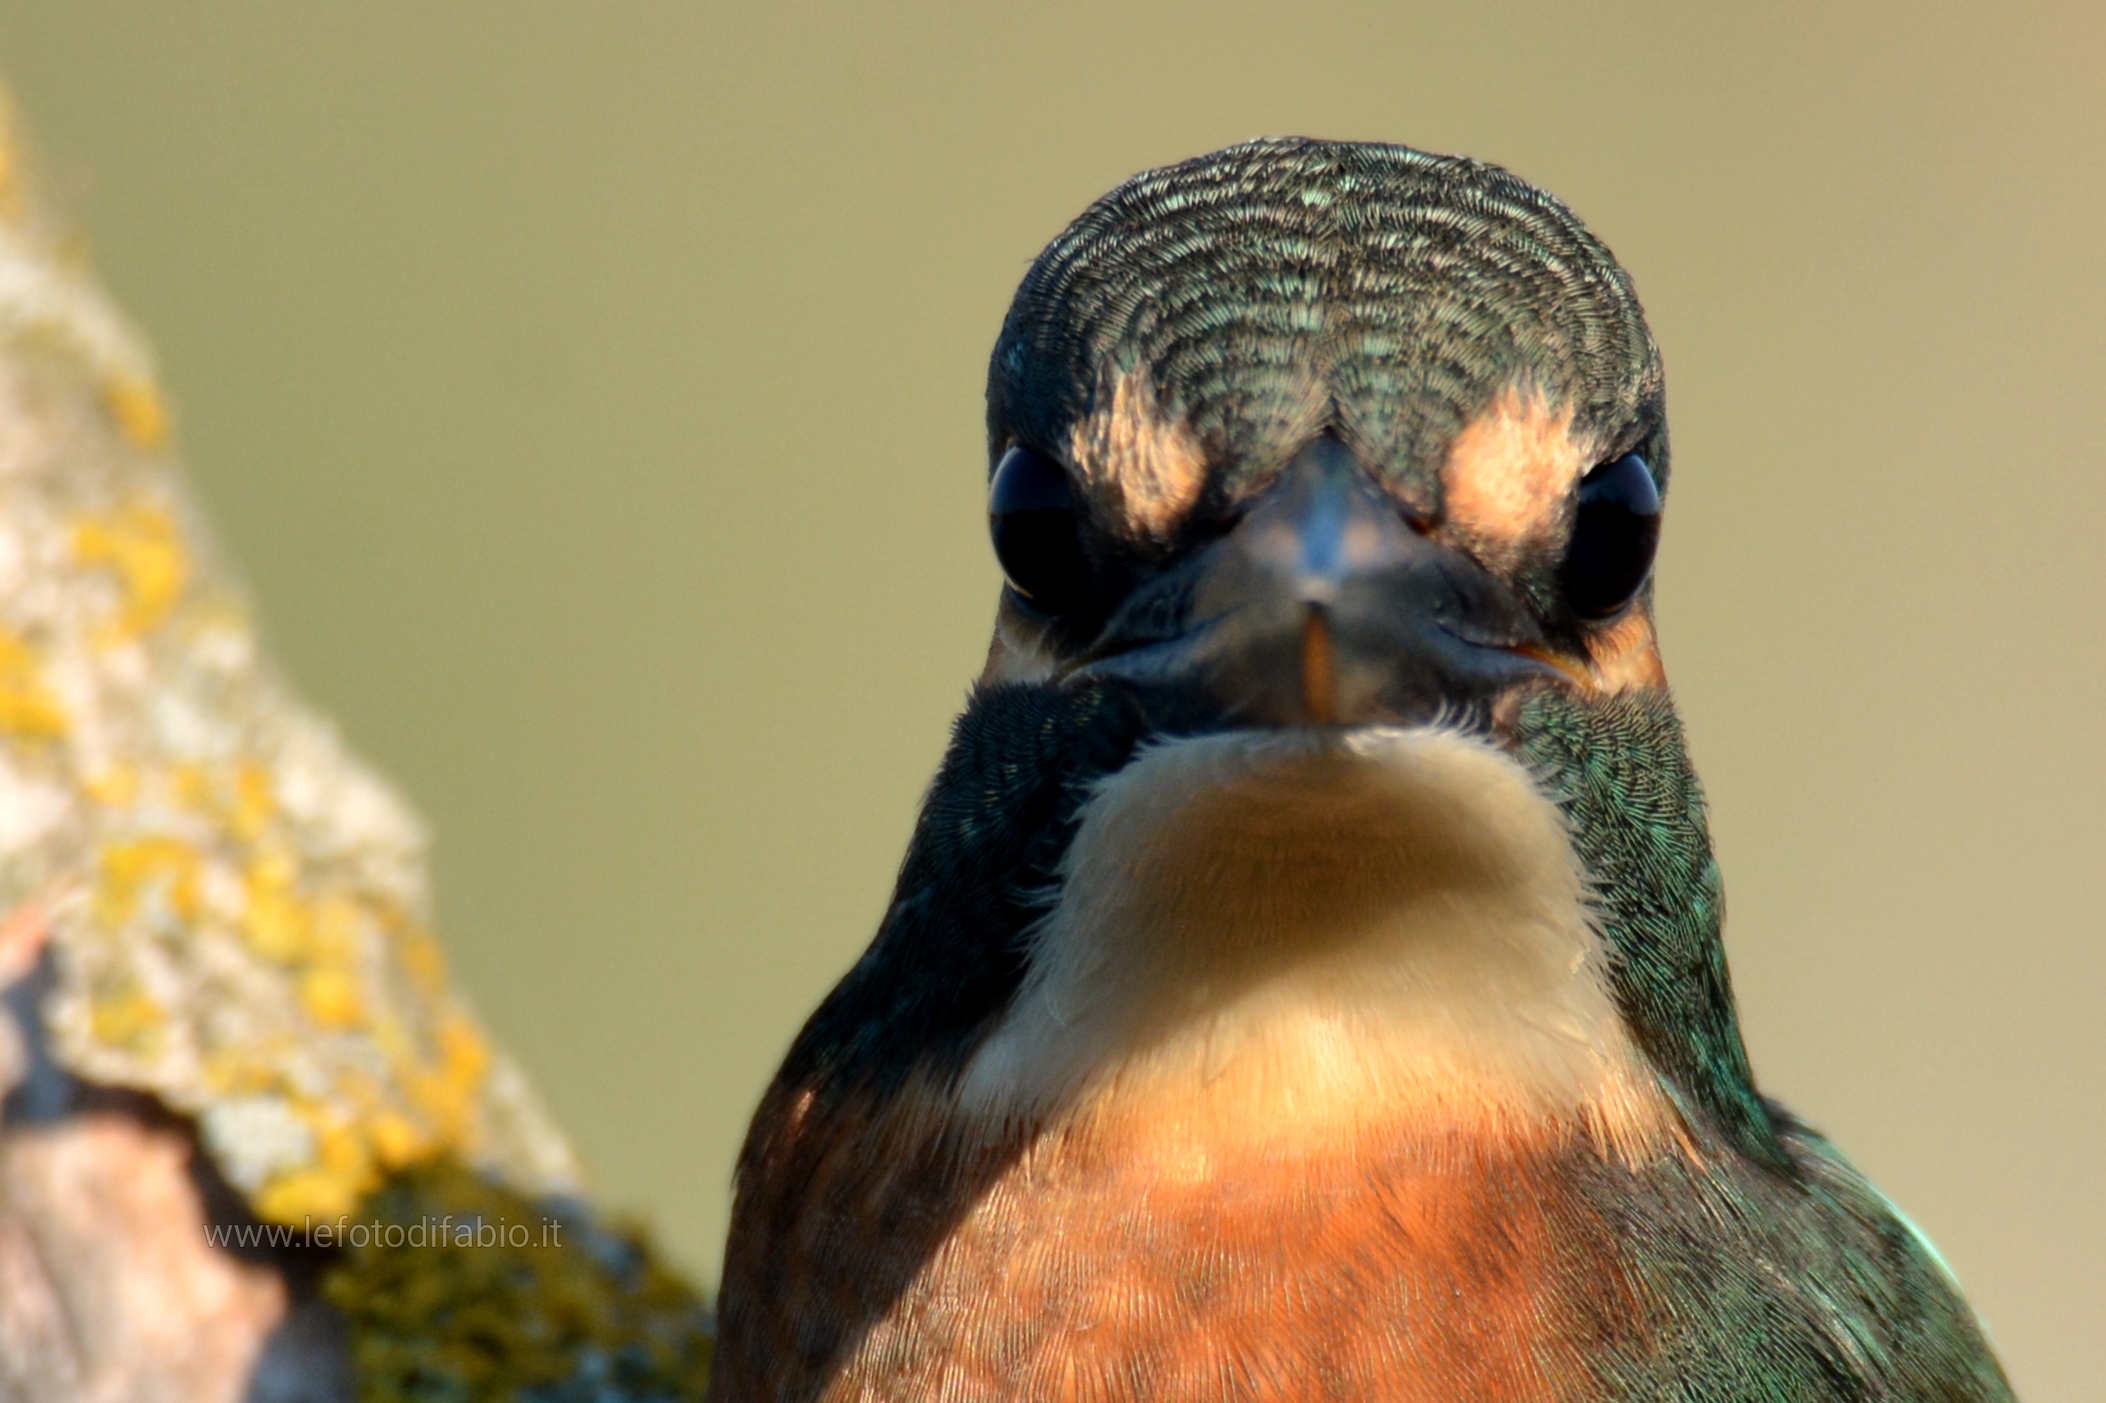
[1520,689,2011,1399]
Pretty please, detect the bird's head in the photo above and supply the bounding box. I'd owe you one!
[981,137,1668,734]
[770,139,1772,1169]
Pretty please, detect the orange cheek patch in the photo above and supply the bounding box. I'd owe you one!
[1588,605,1667,694]
[1066,365,1209,541]
[1514,605,1668,699]
[1440,385,1595,570]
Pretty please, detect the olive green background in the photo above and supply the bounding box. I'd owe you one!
[0,4,2095,1396]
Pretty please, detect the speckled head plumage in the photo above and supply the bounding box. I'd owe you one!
[976,139,1676,706]
[991,137,1663,510]
[711,139,2014,1403]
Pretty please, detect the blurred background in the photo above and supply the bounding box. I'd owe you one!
[0,4,2094,1395]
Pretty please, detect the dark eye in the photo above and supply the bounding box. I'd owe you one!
[1559,452,1661,619]
[989,445,1090,614]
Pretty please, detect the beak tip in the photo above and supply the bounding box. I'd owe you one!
[1299,605,1340,726]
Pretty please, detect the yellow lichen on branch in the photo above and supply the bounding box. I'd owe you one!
[0,89,582,1225]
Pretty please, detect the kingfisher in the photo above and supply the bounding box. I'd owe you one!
[709,139,2014,1402]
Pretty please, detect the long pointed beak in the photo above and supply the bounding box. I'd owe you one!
[1070,436,1558,726]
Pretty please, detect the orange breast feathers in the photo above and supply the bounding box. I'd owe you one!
[718,1075,1662,1403]
[712,728,1685,1401]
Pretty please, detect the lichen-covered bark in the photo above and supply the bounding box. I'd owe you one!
[0,82,707,1403]
[0,99,578,1224]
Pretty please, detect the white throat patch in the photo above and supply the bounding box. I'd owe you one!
[956,726,1670,1157]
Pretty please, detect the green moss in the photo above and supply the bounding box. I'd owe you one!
[320,1159,712,1402]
